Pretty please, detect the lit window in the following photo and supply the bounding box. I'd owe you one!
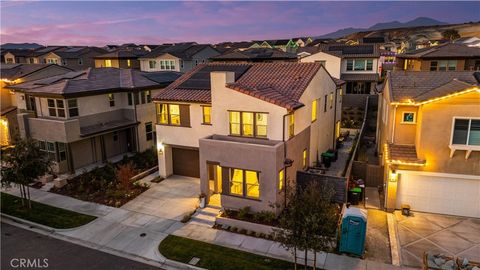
[303,149,307,169]
[105,59,112,67]
[202,106,212,124]
[452,118,480,146]
[329,92,334,108]
[278,169,284,191]
[169,104,180,125]
[245,170,259,198]
[145,122,154,141]
[229,111,241,135]
[256,113,267,138]
[230,168,243,196]
[401,112,416,124]
[157,103,169,124]
[242,112,254,137]
[108,93,115,107]
[146,91,152,103]
[289,114,294,138]
[67,99,79,117]
[127,59,131,67]
[311,99,317,122]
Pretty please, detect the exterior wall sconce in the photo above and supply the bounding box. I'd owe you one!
[389,170,398,182]
[157,142,164,155]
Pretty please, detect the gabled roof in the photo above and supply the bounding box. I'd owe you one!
[95,48,148,59]
[0,64,72,81]
[388,71,480,103]
[154,62,325,110]
[141,44,217,60]
[211,48,297,62]
[32,46,66,57]
[385,144,426,166]
[9,68,181,98]
[2,48,38,57]
[397,43,480,59]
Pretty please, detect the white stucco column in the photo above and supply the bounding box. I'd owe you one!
[157,143,172,178]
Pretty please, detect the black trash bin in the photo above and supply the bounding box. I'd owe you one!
[348,187,361,205]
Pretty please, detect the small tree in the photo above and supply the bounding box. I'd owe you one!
[115,162,136,191]
[442,29,460,41]
[1,138,52,209]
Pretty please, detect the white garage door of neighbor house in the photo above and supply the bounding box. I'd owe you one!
[396,172,480,218]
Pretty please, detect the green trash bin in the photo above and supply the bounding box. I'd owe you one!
[348,187,362,205]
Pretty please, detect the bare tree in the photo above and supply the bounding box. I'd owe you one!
[1,138,52,209]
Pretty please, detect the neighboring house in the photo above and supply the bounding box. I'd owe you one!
[3,49,39,64]
[250,39,298,52]
[214,41,256,52]
[293,37,313,47]
[454,37,480,48]
[32,46,67,64]
[8,68,181,174]
[153,62,343,214]
[0,64,72,146]
[210,48,298,63]
[94,49,148,69]
[377,71,480,218]
[396,43,480,71]
[44,47,107,70]
[300,44,381,95]
[139,44,220,73]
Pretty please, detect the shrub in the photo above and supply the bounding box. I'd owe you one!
[237,206,251,220]
[254,211,276,224]
[115,162,137,191]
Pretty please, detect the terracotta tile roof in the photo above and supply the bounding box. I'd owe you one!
[388,71,480,102]
[227,62,322,110]
[154,62,325,110]
[386,144,426,165]
[332,77,346,87]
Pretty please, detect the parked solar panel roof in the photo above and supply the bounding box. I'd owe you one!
[178,64,251,90]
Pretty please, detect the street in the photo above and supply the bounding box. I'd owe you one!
[1,223,163,270]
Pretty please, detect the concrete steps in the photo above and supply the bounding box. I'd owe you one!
[189,206,220,227]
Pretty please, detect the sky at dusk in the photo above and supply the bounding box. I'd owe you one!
[1,1,479,46]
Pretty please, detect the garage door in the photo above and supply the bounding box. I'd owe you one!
[396,172,480,218]
[172,147,200,178]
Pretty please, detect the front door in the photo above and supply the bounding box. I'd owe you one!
[208,163,222,194]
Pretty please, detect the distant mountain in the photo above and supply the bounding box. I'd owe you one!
[1,43,43,50]
[318,17,448,39]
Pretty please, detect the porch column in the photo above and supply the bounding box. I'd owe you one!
[158,143,172,178]
[100,135,107,162]
[67,143,75,174]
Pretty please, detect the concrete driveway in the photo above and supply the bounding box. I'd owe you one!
[121,175,200,221]
[395,211,480,268]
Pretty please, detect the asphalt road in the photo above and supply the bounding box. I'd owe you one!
[1,222,163,270]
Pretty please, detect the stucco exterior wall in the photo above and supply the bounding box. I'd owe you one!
[140,54,181,72]
[300,52,342,79]
[392,105,418,145]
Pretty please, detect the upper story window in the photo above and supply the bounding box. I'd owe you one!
[278,169,284,192]
[303,149,308,169]
[329,92,334,108]
[311,99,317,122]
[67,99,79,117]
[229,111,268,138]
[156,103,190,127]
[127,59,131,67]
[202,106,212,125]
[289,114,295,138]
[6,58,13,63]
[145,122,154,141]
[46,58,58,64]
[346,59,373,71]
[128,91,152,105]
[47,99,65,118]
[108,93,115,107]
[78,58,83,65]
[451,118,480,146]
[104,60,112,67]
[149,60,156,69]
[430,60,457,71]
[401,112,416,124]
[159,60,175,70]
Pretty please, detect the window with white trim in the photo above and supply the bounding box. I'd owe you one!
[67,99,79,117]
[159,60,175,70]
[108,93,115,107]
[47,99,66,118]
[401,112,416,124]
[452,118,480,146]
[346,59,373,71]
[149,60,156,69]
[145,122,154,141]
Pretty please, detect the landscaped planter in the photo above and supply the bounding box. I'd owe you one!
[130,166,158,182]
[215,215,277,235]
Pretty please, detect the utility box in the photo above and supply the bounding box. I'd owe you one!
[339,206,367,257]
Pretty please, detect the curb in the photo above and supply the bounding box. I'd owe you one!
[387,213,401,266]
[1,215,200,270]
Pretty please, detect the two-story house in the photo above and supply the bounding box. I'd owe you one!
[8,68,181,174]
[1,64,72,146]
[153,62,343,214]
[378,71,480,218]
[396,43,480,71]
[41,47,108,70]
[300,44,381,95]
[210,48,298,63]
[250,39,298,53]
[139,44,220,73]
[94,48,148,69]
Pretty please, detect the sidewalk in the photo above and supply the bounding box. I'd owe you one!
[2,183,415,270]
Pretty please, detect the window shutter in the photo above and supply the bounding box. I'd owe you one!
[179,104,190,127]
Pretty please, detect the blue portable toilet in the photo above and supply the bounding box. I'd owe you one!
[339,206,367,257]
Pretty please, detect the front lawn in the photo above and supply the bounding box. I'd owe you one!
[51,149,156,207]
[159,235,298,270]
[1,192,96,229]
